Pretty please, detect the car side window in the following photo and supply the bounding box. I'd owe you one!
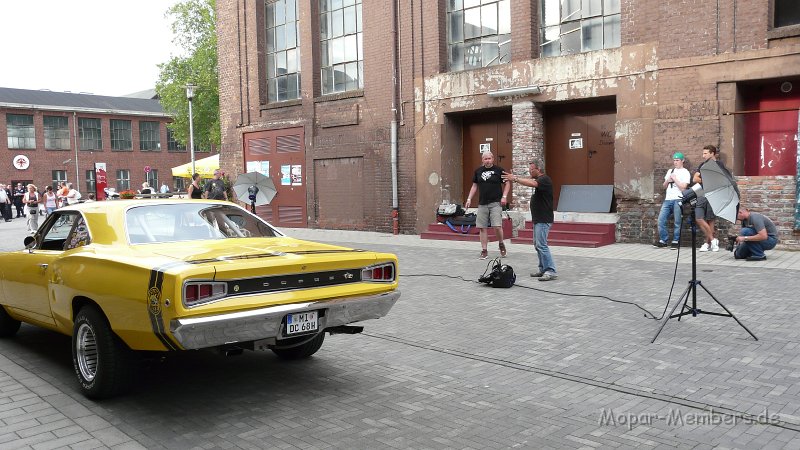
[39,213,79,251]
[64,216,91,250]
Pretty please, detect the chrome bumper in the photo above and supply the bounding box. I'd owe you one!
[170,291,400,350]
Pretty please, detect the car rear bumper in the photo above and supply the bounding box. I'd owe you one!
[169,290,400,350]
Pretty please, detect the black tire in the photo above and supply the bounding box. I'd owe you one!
[0,306,21,338]
[72,306,136,399]
[271,332,325,360]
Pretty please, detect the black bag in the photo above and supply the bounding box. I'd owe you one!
[478,257,516,288]
[444,213,476,234]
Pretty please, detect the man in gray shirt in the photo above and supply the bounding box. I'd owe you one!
[733,207,779,261]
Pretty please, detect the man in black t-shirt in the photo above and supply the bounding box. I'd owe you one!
[204,170,228,201]
[503,159,557,281]
[464,151,510,260]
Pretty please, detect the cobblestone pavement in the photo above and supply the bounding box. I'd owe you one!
[1,216,800,449]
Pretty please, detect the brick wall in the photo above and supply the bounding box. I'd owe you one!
[1,108,189,193]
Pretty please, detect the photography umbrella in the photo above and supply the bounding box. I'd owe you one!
[697,160,740,223]
[233,172,277,213]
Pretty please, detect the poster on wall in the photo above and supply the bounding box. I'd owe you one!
[281,165,291,185]
[291,165,302,186]
[246,160,270,177]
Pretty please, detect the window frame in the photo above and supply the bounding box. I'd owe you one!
[266,0,302,103]
[52,170,68,191]
[539,0,620,58]
[167,127,187,152]
[78,117,102,151]
[44,115,71,150]
[85,169,96,195]
[319,0,363,95]
[446,0,511,72]
[116,169,131,191]
[6,113,36,149]
[139,121,161,151]
[110,119,133,151]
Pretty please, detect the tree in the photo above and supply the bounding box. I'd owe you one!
[156,0,220,149]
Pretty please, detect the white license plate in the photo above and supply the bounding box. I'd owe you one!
[285,311,318,335]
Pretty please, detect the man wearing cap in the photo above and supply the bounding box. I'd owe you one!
[204,169,228,201]
[654,152,690,248]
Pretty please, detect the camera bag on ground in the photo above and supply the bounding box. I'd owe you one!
[436,203,465,217]
[478,257,516,288]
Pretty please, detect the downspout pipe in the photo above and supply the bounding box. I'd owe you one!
[390,0,400,234]
[73,112,80,187]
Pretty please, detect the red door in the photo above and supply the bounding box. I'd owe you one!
[461,111,513,205]
[243,128,307,227]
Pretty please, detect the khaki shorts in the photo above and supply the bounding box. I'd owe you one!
[477,202,503,228]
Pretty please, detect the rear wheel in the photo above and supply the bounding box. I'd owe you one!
[271,332,325,360]
[72,306,136,399]
[0,306,21,338]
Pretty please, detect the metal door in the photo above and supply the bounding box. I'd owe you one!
[461,111,513,205]
[243,127,307,228]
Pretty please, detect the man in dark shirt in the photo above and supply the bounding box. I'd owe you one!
[733,207,778,261]
[503,159,557,281]
[464,151,510,260]
[204,170,228,201]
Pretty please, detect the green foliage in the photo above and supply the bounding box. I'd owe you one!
[156,0,220,149]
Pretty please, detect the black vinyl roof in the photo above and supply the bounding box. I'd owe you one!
[0,87,164,114]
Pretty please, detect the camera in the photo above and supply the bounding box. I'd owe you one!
[725,235,737,252]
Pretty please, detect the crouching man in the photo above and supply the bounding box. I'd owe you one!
[734,207,778,261]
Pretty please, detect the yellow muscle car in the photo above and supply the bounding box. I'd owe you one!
[0,200,399,399]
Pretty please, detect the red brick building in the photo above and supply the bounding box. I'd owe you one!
[216,0,799,248]
[0,87,198,197]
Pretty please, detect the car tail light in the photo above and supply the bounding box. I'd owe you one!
[184,281,227,307]
[362,263,395,282]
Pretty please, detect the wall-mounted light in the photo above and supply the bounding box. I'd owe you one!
[487,85,541,97]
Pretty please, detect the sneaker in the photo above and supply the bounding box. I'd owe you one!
[746,255,767,261]
[710,238,720,252]
[530,271,544,278]
[538,272,558,281]
[670,241,679,249]
[499,242,507,257]
[699,243,710,252]
[479,250,488,260]
[653,241,668,248]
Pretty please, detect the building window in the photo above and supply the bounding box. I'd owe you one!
[540,0,620,57]
[320,0,362,95]
[79,118,102,150]
[775,0,800,28]
[116,169,130,191]
[266,0,301,102]
[146,169,159,189]
[173,176,185,191]
[44,116,71,150]
[52,170,68,190]
[85,169,96,195]
[7,114,35,149]
[139,121,161,151]
[110,120,132,151]
[167,128,186,151]
[447,0,511,71]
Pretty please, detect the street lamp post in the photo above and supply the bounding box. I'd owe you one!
[186,83,196,175]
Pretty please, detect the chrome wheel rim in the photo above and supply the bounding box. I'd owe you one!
[76,323,98,381]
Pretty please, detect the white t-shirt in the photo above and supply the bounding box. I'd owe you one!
[664,167,691,200]
[66,189,82,204]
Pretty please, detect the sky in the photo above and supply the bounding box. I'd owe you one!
[0,0,183,97]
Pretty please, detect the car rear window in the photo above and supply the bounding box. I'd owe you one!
[126,203,280,244]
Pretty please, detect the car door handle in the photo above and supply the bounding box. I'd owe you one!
[39,263,48,270]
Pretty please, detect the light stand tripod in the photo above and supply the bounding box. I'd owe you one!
[651,206,758,343]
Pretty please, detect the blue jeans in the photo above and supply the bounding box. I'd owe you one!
[734,228,778,259]
[657,199,683,243]
[534,222,556,274]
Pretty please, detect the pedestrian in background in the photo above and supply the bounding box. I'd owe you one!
[0,184,11,222]
[188,173,203,199]
[43,186,58,216]
[23,184,39,233]
[464,151,510,260]
[204,170,228,201]
[13,183,25,218]
[654,152,690,248]
[503,159,557,281]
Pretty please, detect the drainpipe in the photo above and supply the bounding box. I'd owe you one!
[73,112,80,187]
[390,0,399,234]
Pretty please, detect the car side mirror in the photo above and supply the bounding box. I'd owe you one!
[24,236,36,251]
